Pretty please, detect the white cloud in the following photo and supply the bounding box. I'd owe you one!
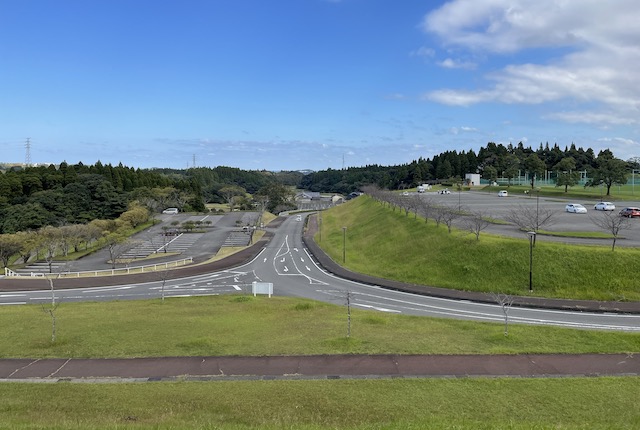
[421,0,640,126]
[437,58,476,69]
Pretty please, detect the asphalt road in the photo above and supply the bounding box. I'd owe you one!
[427,189,640,246]
[2,211,639,332]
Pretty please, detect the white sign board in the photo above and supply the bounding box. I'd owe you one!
[252,281,273,298]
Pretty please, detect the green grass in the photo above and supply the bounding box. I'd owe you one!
[317,196,640,301]
[1,296,638,358]
[0,377,638,429]
[2,297,638,429]
[483,183,640,201]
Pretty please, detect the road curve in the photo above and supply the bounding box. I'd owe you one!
[0,214,639,331]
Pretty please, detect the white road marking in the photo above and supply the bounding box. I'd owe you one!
[353,304,401,313]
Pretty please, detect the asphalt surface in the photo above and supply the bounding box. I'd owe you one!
[1,354,638,382]
[0,201,638,382]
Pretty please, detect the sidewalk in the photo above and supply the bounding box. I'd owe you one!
[1,354,637,382]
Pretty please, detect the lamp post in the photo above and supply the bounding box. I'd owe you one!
[527,231,536,292]
[342,226,347,264]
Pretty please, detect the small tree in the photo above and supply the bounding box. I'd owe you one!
[491,292,515,336]
[440,206,461,233]
[506,203,556,239]
[464,210,491,241]
[590,212,631,251]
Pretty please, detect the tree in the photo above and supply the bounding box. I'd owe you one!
[219,186,246,212]
[39,226,62,273]
[482,165,498,183]
[15,230,41,264]
[119,204,150,228]
[441,206,461,233]
[505,202,556,236]
[491,293,514,336]
[503,154,521,186]
[590,150,628,196]
[464,211,491,241]
[590,212,631,251]
[0,233,21,268]
[523,154,546,189]
[553,157,580,192]
[104,233,133,269]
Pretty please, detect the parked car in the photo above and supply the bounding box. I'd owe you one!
[565,204,587,214]
[498,190,508,197]
[162,207,179,214]
[594,202,615,211]
[438,189,451,195]
[619,207,640,218]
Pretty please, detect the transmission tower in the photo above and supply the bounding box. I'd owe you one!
[192,154,196,168]
[25,138,32,167]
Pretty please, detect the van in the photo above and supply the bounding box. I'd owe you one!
[162,207,179,214]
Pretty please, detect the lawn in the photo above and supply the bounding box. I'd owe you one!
[1,296,638,358]
[2,296,638,429]
[317,196,640,301]
[0,377,638,429]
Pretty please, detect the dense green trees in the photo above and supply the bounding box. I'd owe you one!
[301,142,631,194]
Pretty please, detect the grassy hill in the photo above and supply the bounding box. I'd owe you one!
[317,195,640,301]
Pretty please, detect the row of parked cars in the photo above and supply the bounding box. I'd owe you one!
[564,202,640,217]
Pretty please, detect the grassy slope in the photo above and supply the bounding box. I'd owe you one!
[1,378,638,429]
[2,296,638,358]
[1,295,639,429]
[318,196,640,301]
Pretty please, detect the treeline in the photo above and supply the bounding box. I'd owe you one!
[300,142,636,194]
[0,162,301,234]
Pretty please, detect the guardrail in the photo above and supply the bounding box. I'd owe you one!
[3,257,194,279]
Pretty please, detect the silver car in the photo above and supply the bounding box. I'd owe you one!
[594,201,615,211]
[565,204,587,214]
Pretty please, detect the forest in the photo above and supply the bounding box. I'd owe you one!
[0,141,634,235]
[0,161,301,234]
[300,141,636,194]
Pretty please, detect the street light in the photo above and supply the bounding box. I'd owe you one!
[342,226,347,264]
[527,231,536,292]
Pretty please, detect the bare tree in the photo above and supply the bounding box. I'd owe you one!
[432,206,447,227]
[39,226,62,273]
[105,234,139,268]
[157,268,172,302]
[345,290,353,338]
[42,265,70,343]
[415,196,435,224]
[440,205,461,233]
[491,292,515,336]
[464,210,491,241]
[590,212,631,251]
[505,204,556,241]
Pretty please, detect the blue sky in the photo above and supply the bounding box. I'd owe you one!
[2,0,639,171]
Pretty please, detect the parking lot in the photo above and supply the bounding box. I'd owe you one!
[424,190,640,247]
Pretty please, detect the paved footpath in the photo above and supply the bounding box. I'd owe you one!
[0,354,637,382]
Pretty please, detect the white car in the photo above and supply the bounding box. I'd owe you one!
[162,207,179,214]
[438,189,451,195]
[498,190,508,197]
[594,201,615,211]
[565,204,587,214]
